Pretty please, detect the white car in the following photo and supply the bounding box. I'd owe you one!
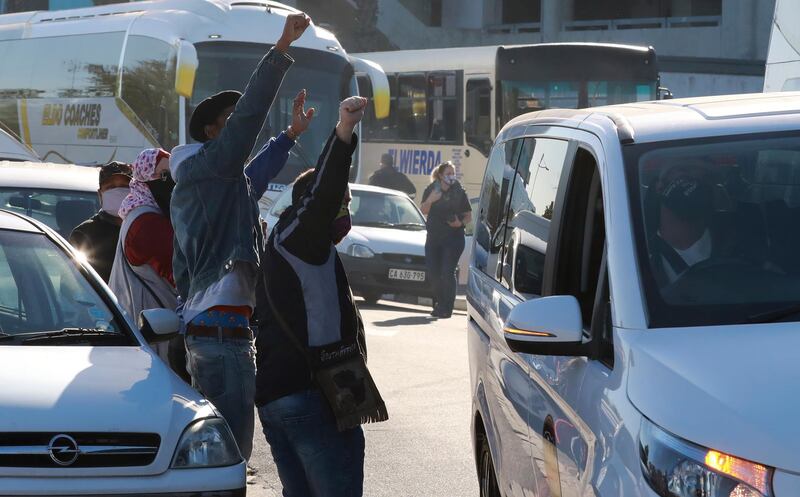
[262,183,431,304]
[469,91,800,497]
[0,161,101,239]
[0,209,245,494]
[0,127,39,162]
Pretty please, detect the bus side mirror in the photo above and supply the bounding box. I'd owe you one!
[175,40,198,99]
[351,56,390,120]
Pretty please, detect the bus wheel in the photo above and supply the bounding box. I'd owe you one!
[479,436,501,497]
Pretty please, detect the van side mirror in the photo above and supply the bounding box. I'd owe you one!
[175,40,198,98]
[139,308,180,343]
[504,295,589,356]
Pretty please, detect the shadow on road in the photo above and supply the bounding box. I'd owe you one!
[372,316,438,327]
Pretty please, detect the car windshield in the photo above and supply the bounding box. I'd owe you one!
[351,190,426,230]
[626,132,800,327]
[0,188,98,239]
[0,229,125,342]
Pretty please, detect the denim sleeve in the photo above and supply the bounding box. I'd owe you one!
[198,48,293,179]
[245,131,294,200]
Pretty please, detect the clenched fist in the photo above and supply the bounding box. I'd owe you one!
[276,13,311,53]
[335,96,367,144]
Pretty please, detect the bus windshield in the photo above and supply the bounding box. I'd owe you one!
[496,44,659,128]
[500,79,656,125]
[193,42,353,194]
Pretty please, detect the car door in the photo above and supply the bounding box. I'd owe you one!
[471,136,538,497]
[512,132,616,497]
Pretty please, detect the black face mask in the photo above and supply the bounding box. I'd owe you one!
[146,174,176,218]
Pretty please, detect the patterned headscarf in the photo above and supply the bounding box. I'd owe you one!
[119,148,170,219]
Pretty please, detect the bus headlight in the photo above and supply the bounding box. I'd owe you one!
[171,418,241,468]
[347,243,375,258]
[639,418,772,497]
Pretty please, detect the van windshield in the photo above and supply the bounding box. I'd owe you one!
[626,132,800,327]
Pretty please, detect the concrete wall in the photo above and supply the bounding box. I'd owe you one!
[661,72,765,97]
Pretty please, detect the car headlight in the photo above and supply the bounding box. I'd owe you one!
[171,417,242,469]
[346,243,375,258]
[640,418,772,497]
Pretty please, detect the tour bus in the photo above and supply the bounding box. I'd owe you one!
[764,0,800,92]
[353,43,661,200]
[0,0,389,199]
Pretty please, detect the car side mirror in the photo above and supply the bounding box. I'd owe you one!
[504,295,589,356]
[139,308,180,343]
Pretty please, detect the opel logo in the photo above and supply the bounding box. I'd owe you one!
[48,434,80,466]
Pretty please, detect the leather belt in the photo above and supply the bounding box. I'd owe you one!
[186,324,253,340]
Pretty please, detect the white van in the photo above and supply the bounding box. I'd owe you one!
[468,92,800,497]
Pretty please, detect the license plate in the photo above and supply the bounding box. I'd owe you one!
[388,268,426,282]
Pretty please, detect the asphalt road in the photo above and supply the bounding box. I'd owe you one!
[248,299,477,497]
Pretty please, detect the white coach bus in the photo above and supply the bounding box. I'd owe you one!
[0,0,389,197]
[353,43,661,200]
[764,0,800,92]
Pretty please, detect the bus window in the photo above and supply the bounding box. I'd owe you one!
[427,71,460,144]
[465,78,492,156]
[587,81,656,107]
[121,36,179,150]
[397,73,427,142]
[0,32,123,99]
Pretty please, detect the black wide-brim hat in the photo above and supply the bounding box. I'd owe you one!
[189,90,242,142]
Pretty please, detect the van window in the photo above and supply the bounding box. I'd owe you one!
[501,138,569,294]
[474,138,523,277]
[551,148,612,365]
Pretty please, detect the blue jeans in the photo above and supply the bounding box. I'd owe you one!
[425,234,465,316]
[185,335,256,460]
[258,389,365,497]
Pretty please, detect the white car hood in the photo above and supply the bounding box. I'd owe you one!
[627,323,800,472]
[343,226,426,256]
[0,346,211,435]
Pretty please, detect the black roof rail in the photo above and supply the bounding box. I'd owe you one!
[597,112,635,145]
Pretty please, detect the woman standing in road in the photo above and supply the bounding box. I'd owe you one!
[420,162,472,318]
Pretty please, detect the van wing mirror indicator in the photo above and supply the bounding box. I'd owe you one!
[351,56,390,120]
[504,295,589,356]
[175,40,198,99]
[139,308,180,343]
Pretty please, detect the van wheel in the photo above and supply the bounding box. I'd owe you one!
[479,436,501,497]
[361,292,381,305]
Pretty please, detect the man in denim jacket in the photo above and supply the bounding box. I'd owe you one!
[168,12,311,461]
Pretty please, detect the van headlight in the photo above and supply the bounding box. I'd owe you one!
[171,418,242,468]
[346,243,375,258]
[640,418,772,497]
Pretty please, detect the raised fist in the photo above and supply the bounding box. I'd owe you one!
[276,13,311,52]
[335,96,367,144]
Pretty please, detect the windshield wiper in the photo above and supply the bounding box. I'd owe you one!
[393,223,425,230]
[358,221,395,228]
[21,328,126,344]
[746,303,800,324]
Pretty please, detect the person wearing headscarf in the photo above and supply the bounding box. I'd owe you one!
[109,148,181,369]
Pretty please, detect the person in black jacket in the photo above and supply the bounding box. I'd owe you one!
[255,96,376,497]
[69,161,131,282]
[420,161,472,318]
[368,152,416,198]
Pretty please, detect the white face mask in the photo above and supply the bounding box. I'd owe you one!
[443,173,456,185]
[101,187,130,216]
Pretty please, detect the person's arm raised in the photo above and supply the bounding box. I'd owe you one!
[278,97,366,263]
[200,13,310,178]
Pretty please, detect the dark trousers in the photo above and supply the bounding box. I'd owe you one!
[425,234,465,316]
